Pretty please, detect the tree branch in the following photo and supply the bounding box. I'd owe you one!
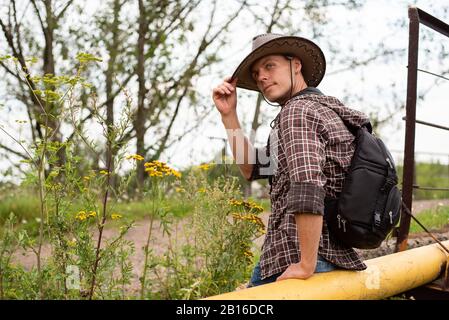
[30,0,46,35]
[0,142,28,159]
[0,61,22,80]
[55,0,75,21]
[11,0,25,59]
[66,72,135,142]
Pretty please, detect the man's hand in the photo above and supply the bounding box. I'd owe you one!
[276,262,315,281]
[276,213,323,282]
[212,77,238,117]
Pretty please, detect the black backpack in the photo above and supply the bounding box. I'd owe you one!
[324,122,402,249]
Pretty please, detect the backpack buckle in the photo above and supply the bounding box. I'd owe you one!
[381,178,396,193]
[374,211,381,227]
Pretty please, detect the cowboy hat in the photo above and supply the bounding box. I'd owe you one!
[231,33,326,92]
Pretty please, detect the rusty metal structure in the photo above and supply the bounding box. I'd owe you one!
[393,6,449,298]
[395,6,449,253]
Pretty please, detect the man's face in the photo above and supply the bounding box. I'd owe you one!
[251,54,294,103]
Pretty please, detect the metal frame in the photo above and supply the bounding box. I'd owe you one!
[395,7,449,253]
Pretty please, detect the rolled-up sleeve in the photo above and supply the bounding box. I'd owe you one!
[280,102,327,215]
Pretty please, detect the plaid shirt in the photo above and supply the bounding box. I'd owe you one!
[250,88,368,279]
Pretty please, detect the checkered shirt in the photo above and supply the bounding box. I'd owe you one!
[250,90,369,279]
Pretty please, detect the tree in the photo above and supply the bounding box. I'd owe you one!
[131,0,248,190]
[0,0,76,168]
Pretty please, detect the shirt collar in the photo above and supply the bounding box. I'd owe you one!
[290,87,324,99]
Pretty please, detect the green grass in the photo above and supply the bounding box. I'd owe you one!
[0,189,41,223]
[0,190,195,236]
[409,205,449,234]
[396,162,449,200]
[0,189,43,236]
[112,197,193,220]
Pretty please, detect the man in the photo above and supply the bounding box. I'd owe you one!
[212,34,368,287]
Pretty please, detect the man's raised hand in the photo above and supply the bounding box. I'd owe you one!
[212,77,238,117]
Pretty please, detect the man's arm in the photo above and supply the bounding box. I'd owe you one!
[212,77,255,180]
[277,213,322,281]
[221,113,255,180]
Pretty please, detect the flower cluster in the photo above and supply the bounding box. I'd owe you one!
[144,160,181,178]
[126,154,144,161]
[111,213,123,220]
[231,212,265,236]
[75,210,97,221]
[229,199,264,214]
[67,238,77,247]
[197,163,214,171]
[243,249,254,259]
[240,243,254,264]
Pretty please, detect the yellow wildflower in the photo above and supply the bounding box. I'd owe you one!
[229,199,264,213]
[99,170,109,175]
[232,212,265,232]
[126,154,144,161]
[67,239,77,247]
[111,213,122,220]
[229,199,243,207]
[232,212,243,220]
[198,188,207,193]
[198,163,214,171]
[171,170,182,178]
[75,210,87,221]
[243,249,254,258]
[144,160,181,178]
[75,210,97,221]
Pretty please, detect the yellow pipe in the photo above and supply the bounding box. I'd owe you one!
[206,240,449,300]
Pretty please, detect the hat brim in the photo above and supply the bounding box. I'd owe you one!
[231,36,326,92]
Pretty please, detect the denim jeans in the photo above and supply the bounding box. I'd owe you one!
[247,255,338,288]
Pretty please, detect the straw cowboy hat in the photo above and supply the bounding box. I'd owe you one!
[231,33,326,92]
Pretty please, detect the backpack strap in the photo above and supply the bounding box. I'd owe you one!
[361,121,373,134]
[340,119,372,137]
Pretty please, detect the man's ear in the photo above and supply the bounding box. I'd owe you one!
[293,57,302,74]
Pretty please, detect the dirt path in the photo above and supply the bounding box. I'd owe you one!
[11,199,449,293]
[12,218,189,295]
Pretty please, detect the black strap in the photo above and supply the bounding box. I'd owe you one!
[401,202,449,255]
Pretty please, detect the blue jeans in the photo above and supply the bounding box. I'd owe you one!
[247,255,338,288]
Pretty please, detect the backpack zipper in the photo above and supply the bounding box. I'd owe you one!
[337,214,347,232]
[386,158,393,169]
